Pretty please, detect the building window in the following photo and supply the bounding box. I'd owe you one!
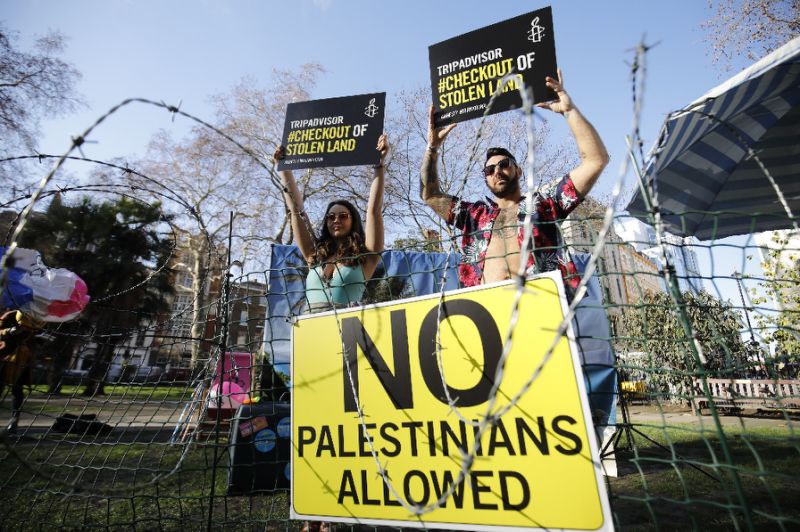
[176,270,193,288]
[170,294,194,339]
[174,294,192,308]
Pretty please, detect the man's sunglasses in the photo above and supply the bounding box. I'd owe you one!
[483,158,514,177]
[326,212,351,222]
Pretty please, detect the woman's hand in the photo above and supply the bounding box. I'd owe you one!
[273,145,286,164]
[377,133,390,165]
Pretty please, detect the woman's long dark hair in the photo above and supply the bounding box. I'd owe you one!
[311,200,368,268]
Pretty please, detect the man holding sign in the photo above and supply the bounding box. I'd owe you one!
[420,70,608,291]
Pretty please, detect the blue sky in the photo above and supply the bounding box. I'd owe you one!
[5,0,739,169]
[4,0,767,306]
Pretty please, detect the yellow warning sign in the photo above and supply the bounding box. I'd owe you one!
[291,272,611,531]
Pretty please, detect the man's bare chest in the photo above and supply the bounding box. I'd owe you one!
[486,206,521,253]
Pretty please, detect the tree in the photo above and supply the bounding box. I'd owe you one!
[702,0,800,70]
[132,67,578,370]
[617,290,751,403]
[750,230,800,363]
[139,69,578,267]
[258,349,290,402]
[18,194,174,395]
[131,66,327,367]
[0,24,83,187]
[140,66,327,251]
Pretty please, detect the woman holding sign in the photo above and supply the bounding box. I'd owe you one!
[273,134,389,313]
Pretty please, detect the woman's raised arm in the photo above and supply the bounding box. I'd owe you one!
[363,134,389,276]
[274,146,316,263]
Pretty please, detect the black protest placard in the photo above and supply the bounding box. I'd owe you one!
[278,93,385,171]
[428,6,557,127]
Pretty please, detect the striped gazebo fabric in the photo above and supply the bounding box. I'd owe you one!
[627,36,800,240]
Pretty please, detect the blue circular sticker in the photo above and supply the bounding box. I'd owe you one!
[253,429,277,453]
[284,462,291,480]
[277,417,291,439]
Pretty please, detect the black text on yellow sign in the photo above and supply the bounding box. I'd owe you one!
[291,273,612,531]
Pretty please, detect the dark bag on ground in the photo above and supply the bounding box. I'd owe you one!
[51,413,113,437]
[227,401,291,495]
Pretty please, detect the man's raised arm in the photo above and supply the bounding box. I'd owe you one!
[537,69,609,198]
[420,105,458,221]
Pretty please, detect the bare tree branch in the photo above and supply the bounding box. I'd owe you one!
[0,25,83,187]
[701,0,800,71]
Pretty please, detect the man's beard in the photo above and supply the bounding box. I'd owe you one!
[490,174,520,198]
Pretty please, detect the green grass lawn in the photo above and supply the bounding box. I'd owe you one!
[0,384,199,418]
[0,422,797,530]
[29,383,197,402]
[0,440,291,530]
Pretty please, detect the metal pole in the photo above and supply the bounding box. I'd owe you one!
[733,270,766,375]
[733,270,755,341]
[206,211,234,531]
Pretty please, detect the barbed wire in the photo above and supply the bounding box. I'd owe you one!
[0,44,797,530]
[0,100,244,496]
[0,184,218,348]
[311,59,633,516]
[625,49,762,531]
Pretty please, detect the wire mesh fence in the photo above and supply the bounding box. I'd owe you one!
[1,41,799,531]
[1,219,797,531]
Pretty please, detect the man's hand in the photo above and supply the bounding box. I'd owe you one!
[540,68,608,198]
[427,105,457,148]
[536,69,575,115]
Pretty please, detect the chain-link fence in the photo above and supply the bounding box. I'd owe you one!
[2,41,799,531]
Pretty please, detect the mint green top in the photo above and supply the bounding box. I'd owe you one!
[305,263,367,312]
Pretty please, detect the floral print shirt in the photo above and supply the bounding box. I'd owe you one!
[447,174,582,291]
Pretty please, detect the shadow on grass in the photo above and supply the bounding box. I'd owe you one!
[0,423,798,530]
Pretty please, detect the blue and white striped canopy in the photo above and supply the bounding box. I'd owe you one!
[627,36,800,240]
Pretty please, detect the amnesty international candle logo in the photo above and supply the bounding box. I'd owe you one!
[364,98,379,118]
[528,16,546,43]
[290,273,612,531]
[428,6,558,127]
[278,92,386,171]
